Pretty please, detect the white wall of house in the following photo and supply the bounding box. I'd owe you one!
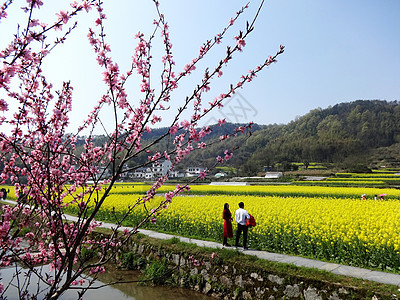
[151,160,172,177]
[185,167,206,174]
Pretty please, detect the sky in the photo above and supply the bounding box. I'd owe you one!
[1,0,399,134]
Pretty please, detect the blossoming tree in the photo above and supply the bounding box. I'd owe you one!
[0,0,284,298]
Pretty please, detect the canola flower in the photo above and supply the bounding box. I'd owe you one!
[3,182,400,270]
[336,172,400,178]
[326,178,400,182]
[63,189,400,270]
[91,184,400,200]
[293,181,387,188]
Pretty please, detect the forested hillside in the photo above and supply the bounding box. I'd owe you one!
[240,100,400,174]
[85,100,400,175]
[179,100,400,174]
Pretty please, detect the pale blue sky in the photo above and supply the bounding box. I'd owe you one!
[1,0,399,134]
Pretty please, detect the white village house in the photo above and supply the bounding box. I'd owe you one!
[124,160,206,180]
[129,159,172,179]
[185,166,207,177]
[126,160,185,179]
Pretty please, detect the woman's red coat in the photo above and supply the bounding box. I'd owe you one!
[223,209,233,238]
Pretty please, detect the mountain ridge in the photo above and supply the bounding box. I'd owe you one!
[81,100,400,175]
[180,99,400,174]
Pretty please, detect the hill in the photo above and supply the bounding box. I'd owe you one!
[85,100,400,176]
[178,100,400,175]
[239,100,400,174]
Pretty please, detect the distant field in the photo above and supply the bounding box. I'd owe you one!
[103,183,400,199]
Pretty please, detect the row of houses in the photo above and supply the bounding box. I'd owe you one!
[126,160,207,180]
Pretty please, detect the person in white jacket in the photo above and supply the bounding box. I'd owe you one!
[234,202,250,249]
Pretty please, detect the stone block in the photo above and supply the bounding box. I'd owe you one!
[304,287,322,300]
[243,291,252,299]
[268,274,284,285]
[220,275,233,288]
[190,267,198,276]
[235,275,244,288]
[284,284,300,298]
[172,253,180,265]
[250,272,264,281]
[201,269,209,281]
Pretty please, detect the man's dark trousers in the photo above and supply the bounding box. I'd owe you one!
[235,224,248,248]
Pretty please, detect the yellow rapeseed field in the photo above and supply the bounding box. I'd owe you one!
[4,182,400,270]
[83,189,400,270]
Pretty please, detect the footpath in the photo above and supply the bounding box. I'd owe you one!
[2,199,400,287]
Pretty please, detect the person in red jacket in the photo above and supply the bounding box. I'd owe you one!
[222,203,233,247]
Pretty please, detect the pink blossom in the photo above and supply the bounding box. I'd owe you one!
[26,0,43,8]
[82,1,92,12]
[184,60,196,73]
[215,34,222,44]
[218,119,226,126]
[199,171,207,179]
[29,19,40,27]
[54,23,63,31]
[224,150,233,160]
[0,10,7,21]
[169,123,179,135]
[236,39,246,51]
[180,119,191,129]
[89,266,105,275]
[165,191,174,202]
[56,10,70,24]
[70,1,79,8]
[151,115,161,124]
[0,99,8,111]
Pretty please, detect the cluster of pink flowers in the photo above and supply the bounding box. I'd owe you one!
[188,255,200,267]
[0,0,284,297]
[89,266,105,275]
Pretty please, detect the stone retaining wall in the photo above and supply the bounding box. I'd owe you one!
[120,238,390,300]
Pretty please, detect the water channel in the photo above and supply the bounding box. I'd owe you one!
[1,264,215,300]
